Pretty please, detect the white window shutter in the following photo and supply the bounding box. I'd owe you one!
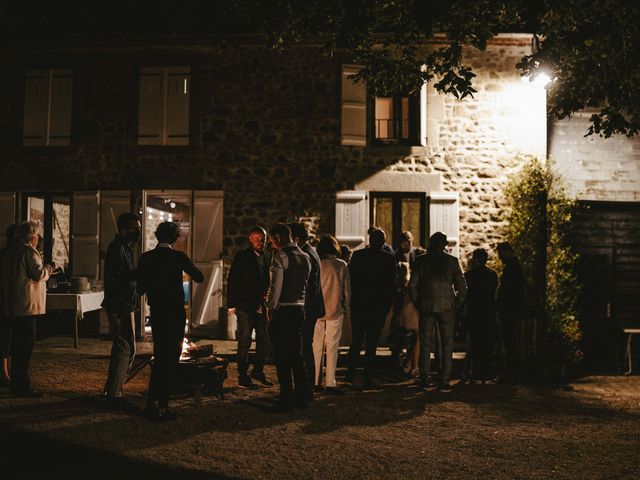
[49,69,73,146]
[0,193,16,248]
[165,67,190,145]
[99,191,131,279]
[428,192,459,258]
[341,65,367,146]
[72,192,100,278]
[335,190,367,250]
[138,68,164,145]
[22,70,49,146]
[191,190,224,331]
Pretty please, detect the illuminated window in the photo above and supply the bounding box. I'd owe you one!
[374,95,419,144]
[371,192,426,249]
[138,67,190,145]
[22,69,73,146]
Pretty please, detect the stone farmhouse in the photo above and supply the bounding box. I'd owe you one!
[0,33,638,370]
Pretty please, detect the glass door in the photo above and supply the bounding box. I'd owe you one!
[371,192,426,249]
[142,190,193,334]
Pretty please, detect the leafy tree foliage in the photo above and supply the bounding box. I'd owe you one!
[504,156,582,366]
[2,1,638,136]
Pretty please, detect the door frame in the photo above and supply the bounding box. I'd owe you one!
[369,191,427,249]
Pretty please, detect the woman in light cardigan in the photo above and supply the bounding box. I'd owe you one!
[312,235,350,393]
[3,221,54,397]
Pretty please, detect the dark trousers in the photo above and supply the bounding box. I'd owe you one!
[348,310,387,379]
[103,311,136,398]
[269,306,306,407]
[419,311,455,384]
[236,309,269,377]
[148,308,186,409]
[500,314,520,379]
[9,316,36,392]
[301,314,318,400]
[470,316,495,380]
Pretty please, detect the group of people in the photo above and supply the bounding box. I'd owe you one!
[0,212,524,418]
[228,222,524,411]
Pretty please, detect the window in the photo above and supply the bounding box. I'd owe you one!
[22,69,73,146]
[370,192,426,249]
[374,95,419,143]
[138,67,190,145]
[341,64,426,147]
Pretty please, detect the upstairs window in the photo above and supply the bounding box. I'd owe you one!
[23,69,73,146]
[341,64,425,147]
[138,67,190,145]
[374,95,420,144]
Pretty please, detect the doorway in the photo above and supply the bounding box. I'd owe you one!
[574,246,616,371]
[370,192,426,249]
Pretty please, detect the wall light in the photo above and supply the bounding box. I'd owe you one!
[521,71,553,88]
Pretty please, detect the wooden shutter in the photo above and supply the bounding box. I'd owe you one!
[22,70,49,146]
[165,67,190,145]
[0,193,16,248]
[49,69,73,146]
[138,68,164,145]
[99,191,131,279]
[191,190,224,331]
[428,192,459,258]
[341,65,367,146]
[72,192,100,278]
[335,190,367,250]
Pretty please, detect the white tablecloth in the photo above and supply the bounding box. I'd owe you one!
[47,291,104,319]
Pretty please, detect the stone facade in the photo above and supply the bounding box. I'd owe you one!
[3,34,635,273]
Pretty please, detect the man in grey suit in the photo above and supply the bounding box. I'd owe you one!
[410,232,467,392]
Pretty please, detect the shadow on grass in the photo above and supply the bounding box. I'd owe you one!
[0,428,240,480]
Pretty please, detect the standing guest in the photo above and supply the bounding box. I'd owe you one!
[265,223,311,413]
[464,248,498,382]
[394,231,418,268]
[390,230,418,369]
[409,232,467,393]
[137,222,204,421]
[368,225,394,255]
[289,222,325,403]
[339,244,352,264]
[227,226,273,389]
[347,228,396,388]
[101,213,141,411]
[396,261,420,377]
[312,235,350,394]
[2,221,55,397]
[0,224,18,387]
[496,242,525,383]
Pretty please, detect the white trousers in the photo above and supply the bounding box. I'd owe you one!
[312,315,344,388]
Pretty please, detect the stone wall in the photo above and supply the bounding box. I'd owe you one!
[0,36,547,268]
[549,114,640,201]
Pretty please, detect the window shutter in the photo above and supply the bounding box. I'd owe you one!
[99,191,131,279]
[22,70,49,146]
[138,68,164,145]
[341,65,367,146]
[165,67,190,145]
[191,190,224,331]
[72,192,100,278]
[428,192,459,258]
[335,190,367,250]
[49,69,73,146]
[0,193,16,248]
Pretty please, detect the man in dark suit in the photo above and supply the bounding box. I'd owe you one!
[227,226,273,389]
[409,232,467,392]
[347,228,396,387]
[137,222,204,421]
[289,222,325,402]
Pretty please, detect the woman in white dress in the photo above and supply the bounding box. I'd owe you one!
[397,261,420,376]
[312,235,350,393]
